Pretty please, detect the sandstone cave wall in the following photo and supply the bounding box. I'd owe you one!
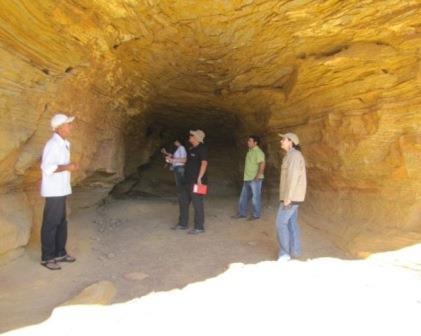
[0,1,420,259]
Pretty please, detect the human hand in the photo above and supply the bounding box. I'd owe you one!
[254,172,263,180]
[283,199,291,207]
[67,163,79,171]
[197,177,202,185]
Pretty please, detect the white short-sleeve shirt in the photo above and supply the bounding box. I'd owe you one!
[173,145,187,167]
[40,133,72,197]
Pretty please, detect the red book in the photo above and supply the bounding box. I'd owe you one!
[193,184,208,195]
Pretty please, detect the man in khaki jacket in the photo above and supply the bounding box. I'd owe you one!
[276,132,307,261]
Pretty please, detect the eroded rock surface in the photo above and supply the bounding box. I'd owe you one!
[62,280,116,306]
[0,0,420,257]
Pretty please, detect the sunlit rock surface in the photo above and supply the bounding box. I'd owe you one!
[61,281,116,306]
[0,0,420,257]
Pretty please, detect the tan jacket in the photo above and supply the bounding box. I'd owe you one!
[279,148,307,202]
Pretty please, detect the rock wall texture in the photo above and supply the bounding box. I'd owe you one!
[0,0,420,258]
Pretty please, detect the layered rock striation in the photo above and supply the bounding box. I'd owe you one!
[0,0,420,258]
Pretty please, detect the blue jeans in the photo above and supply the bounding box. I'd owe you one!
[276,204,301,258]
[238,179,263,218]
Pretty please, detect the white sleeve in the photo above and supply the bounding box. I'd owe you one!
[40,142,59,175]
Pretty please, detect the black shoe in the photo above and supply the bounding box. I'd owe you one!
[188,229,205,235]
[171,224,188,230]
[231,214,246,219]
[247,216,260,221]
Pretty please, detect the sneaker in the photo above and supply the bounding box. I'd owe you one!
[171,224,188,230]
[247,216,260,221]
[55,254,76,263]
[277,255,291,262]
[41,259,61,270]
[188,229,205,235]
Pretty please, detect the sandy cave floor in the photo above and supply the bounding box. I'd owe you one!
[1,194,420,335]
[1,193,348,332]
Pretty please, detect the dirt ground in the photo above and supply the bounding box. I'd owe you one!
[0,192,349,333]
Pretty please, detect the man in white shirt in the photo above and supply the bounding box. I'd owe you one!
[40,113,79,270]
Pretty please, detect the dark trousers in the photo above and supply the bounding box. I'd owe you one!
[41,196,68,261]
[174,166,185,225]
[179,183,205,230]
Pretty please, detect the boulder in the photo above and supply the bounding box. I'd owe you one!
[0,193,32,256]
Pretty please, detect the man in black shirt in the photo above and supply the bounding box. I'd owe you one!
[173,129,208,234]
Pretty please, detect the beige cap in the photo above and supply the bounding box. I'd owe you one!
[190,129,205,143]
[51,113,75,130]
[278,132,299,145]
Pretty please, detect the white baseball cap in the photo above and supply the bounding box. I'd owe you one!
[278,132,300,145]
[190,129,205,143]
[50,114,75,130]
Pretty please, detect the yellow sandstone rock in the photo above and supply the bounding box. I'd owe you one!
[62,280,116,306]
[0,1,419,257]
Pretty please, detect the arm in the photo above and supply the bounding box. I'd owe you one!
[168,150,187,164]
[284,155,303,206]
[168,147,187,164]
[41,144,79,175]
[55,163,79,172]
[172,157,187,164]
[254,150,266,180]
[254,161,265,180]
[197,161,208,185]
[196,146,208,184]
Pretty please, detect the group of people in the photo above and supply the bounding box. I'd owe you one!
[162,130,307,262]
[39,113,307,270]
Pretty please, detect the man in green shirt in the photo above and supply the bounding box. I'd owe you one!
[233,135,266,220]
